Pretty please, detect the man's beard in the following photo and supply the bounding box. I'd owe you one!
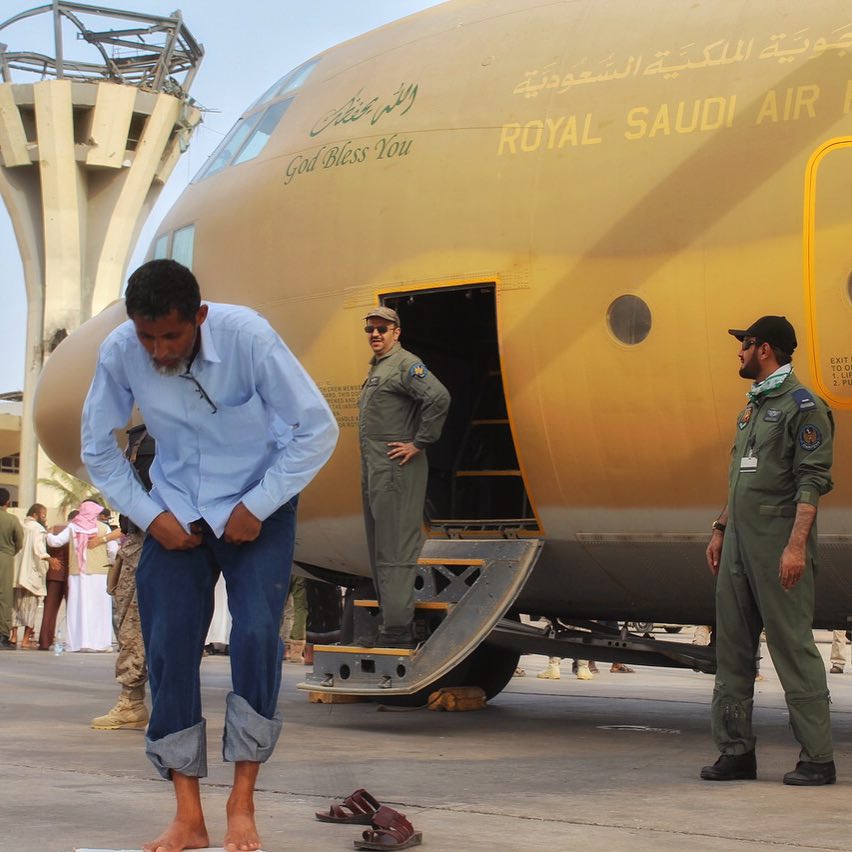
[738,350,760,380]
[153,357,190,377]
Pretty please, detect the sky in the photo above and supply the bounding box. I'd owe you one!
[0,0,445,394]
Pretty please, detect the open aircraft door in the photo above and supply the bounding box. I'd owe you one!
[804,138,852,410]
[300,282,543,703]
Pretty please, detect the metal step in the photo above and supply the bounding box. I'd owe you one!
[298,538,542,697]
[353,599,451,611]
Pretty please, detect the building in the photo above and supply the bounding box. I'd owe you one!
[0,392,22,504]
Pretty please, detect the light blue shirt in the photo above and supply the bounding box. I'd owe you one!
[81,302,339,538]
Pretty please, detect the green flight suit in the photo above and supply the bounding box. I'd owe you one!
[712,372,834,763]
[358,343,450,630]
[0,508,24,638]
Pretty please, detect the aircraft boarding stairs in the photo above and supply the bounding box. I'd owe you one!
[299,538,542,699]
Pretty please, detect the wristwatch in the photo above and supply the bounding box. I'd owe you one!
[711,520,726,533]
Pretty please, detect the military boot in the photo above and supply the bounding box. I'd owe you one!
[700,750,757,781]
[537,659,561,680]
[287,640,306,664]
[91,686,148,730]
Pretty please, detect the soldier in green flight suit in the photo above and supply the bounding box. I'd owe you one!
[358,306,450,648]
[702,315,836,786]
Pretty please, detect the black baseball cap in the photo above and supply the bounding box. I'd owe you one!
[728,315,797,357]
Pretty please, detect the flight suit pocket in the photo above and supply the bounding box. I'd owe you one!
[382,458,399,492]
[758,504,796,517]
[366,453,398,493]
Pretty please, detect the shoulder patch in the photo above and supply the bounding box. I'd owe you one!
[409,363,429,380]
[737,405,753,430]
[791,387,817,411]
[798,424,822,451]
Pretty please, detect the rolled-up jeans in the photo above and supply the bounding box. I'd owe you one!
[136,499,296,779]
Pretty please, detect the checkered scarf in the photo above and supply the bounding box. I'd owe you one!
[746,364,792,401]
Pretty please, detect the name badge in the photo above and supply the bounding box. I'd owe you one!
[740,455,758,472]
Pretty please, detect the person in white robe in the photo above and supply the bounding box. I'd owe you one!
[205,573,232,652]
[46,500,116,652]
[11,504,50,649]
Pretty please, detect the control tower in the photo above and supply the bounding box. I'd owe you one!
[0,2,203,506]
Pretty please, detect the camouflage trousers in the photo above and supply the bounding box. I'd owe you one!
[112,533,147,690]
[280,576,307,641]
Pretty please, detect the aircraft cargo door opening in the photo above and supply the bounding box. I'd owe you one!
[380,284,540,537]
[804,139,852,410]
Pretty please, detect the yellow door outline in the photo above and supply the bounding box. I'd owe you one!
[802,136,852,409]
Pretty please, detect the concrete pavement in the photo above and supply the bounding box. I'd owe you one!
[2,630,852,851]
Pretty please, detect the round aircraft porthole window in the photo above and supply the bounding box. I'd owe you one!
[607,295,652,345]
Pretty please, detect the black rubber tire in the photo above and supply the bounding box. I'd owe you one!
[461,640,521,700]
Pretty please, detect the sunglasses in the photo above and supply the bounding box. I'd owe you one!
[364,325,393,335]
[179,370,217,413]
[741,338,763,351]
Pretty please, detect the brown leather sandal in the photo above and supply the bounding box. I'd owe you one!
[316,788,381,824]
[353,805,423,849]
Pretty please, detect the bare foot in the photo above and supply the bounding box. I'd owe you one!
[224,803,261,851]
[142,816,209,852]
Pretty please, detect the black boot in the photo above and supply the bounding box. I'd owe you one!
[376,625,416,649]
[700,750,757,781]
[782,760,836,786]
[351,631,378,648]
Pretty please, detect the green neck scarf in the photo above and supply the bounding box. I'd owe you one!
[747,364,792,401]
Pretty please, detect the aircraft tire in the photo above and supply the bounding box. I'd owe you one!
[371,655,475,707]
[461,640,521,700]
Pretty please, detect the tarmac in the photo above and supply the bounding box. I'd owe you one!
[2,629,852,852]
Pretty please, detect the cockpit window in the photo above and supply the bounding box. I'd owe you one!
[232,99,293,165]
[194,116,260,182]
[152,234,169,259]
[193,97,294,182]
[251,57,319,109]
[172,225,195,268]
[193,56,319,184]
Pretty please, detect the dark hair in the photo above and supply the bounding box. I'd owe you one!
[770,345,792,367]
[67,509,79,521]
[27,503,45,517]
[125,259,201,322]
[0,487,9,505]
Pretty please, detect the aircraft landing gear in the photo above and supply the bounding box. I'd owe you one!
[375,638,520,707]
[458,640,520,700]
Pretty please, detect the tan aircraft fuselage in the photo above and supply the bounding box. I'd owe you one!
[35,0,852,626]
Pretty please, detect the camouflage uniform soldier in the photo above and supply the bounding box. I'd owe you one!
[358,307,450,648]
[702,316,836,786]
[92,425,154,730]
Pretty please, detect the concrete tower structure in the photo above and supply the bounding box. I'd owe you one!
[0,2,203,506]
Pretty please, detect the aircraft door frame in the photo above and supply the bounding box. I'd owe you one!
[375,280,542,538]
[803,136,852,409]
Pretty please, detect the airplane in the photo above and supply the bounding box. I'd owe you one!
[32,0,852,702]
